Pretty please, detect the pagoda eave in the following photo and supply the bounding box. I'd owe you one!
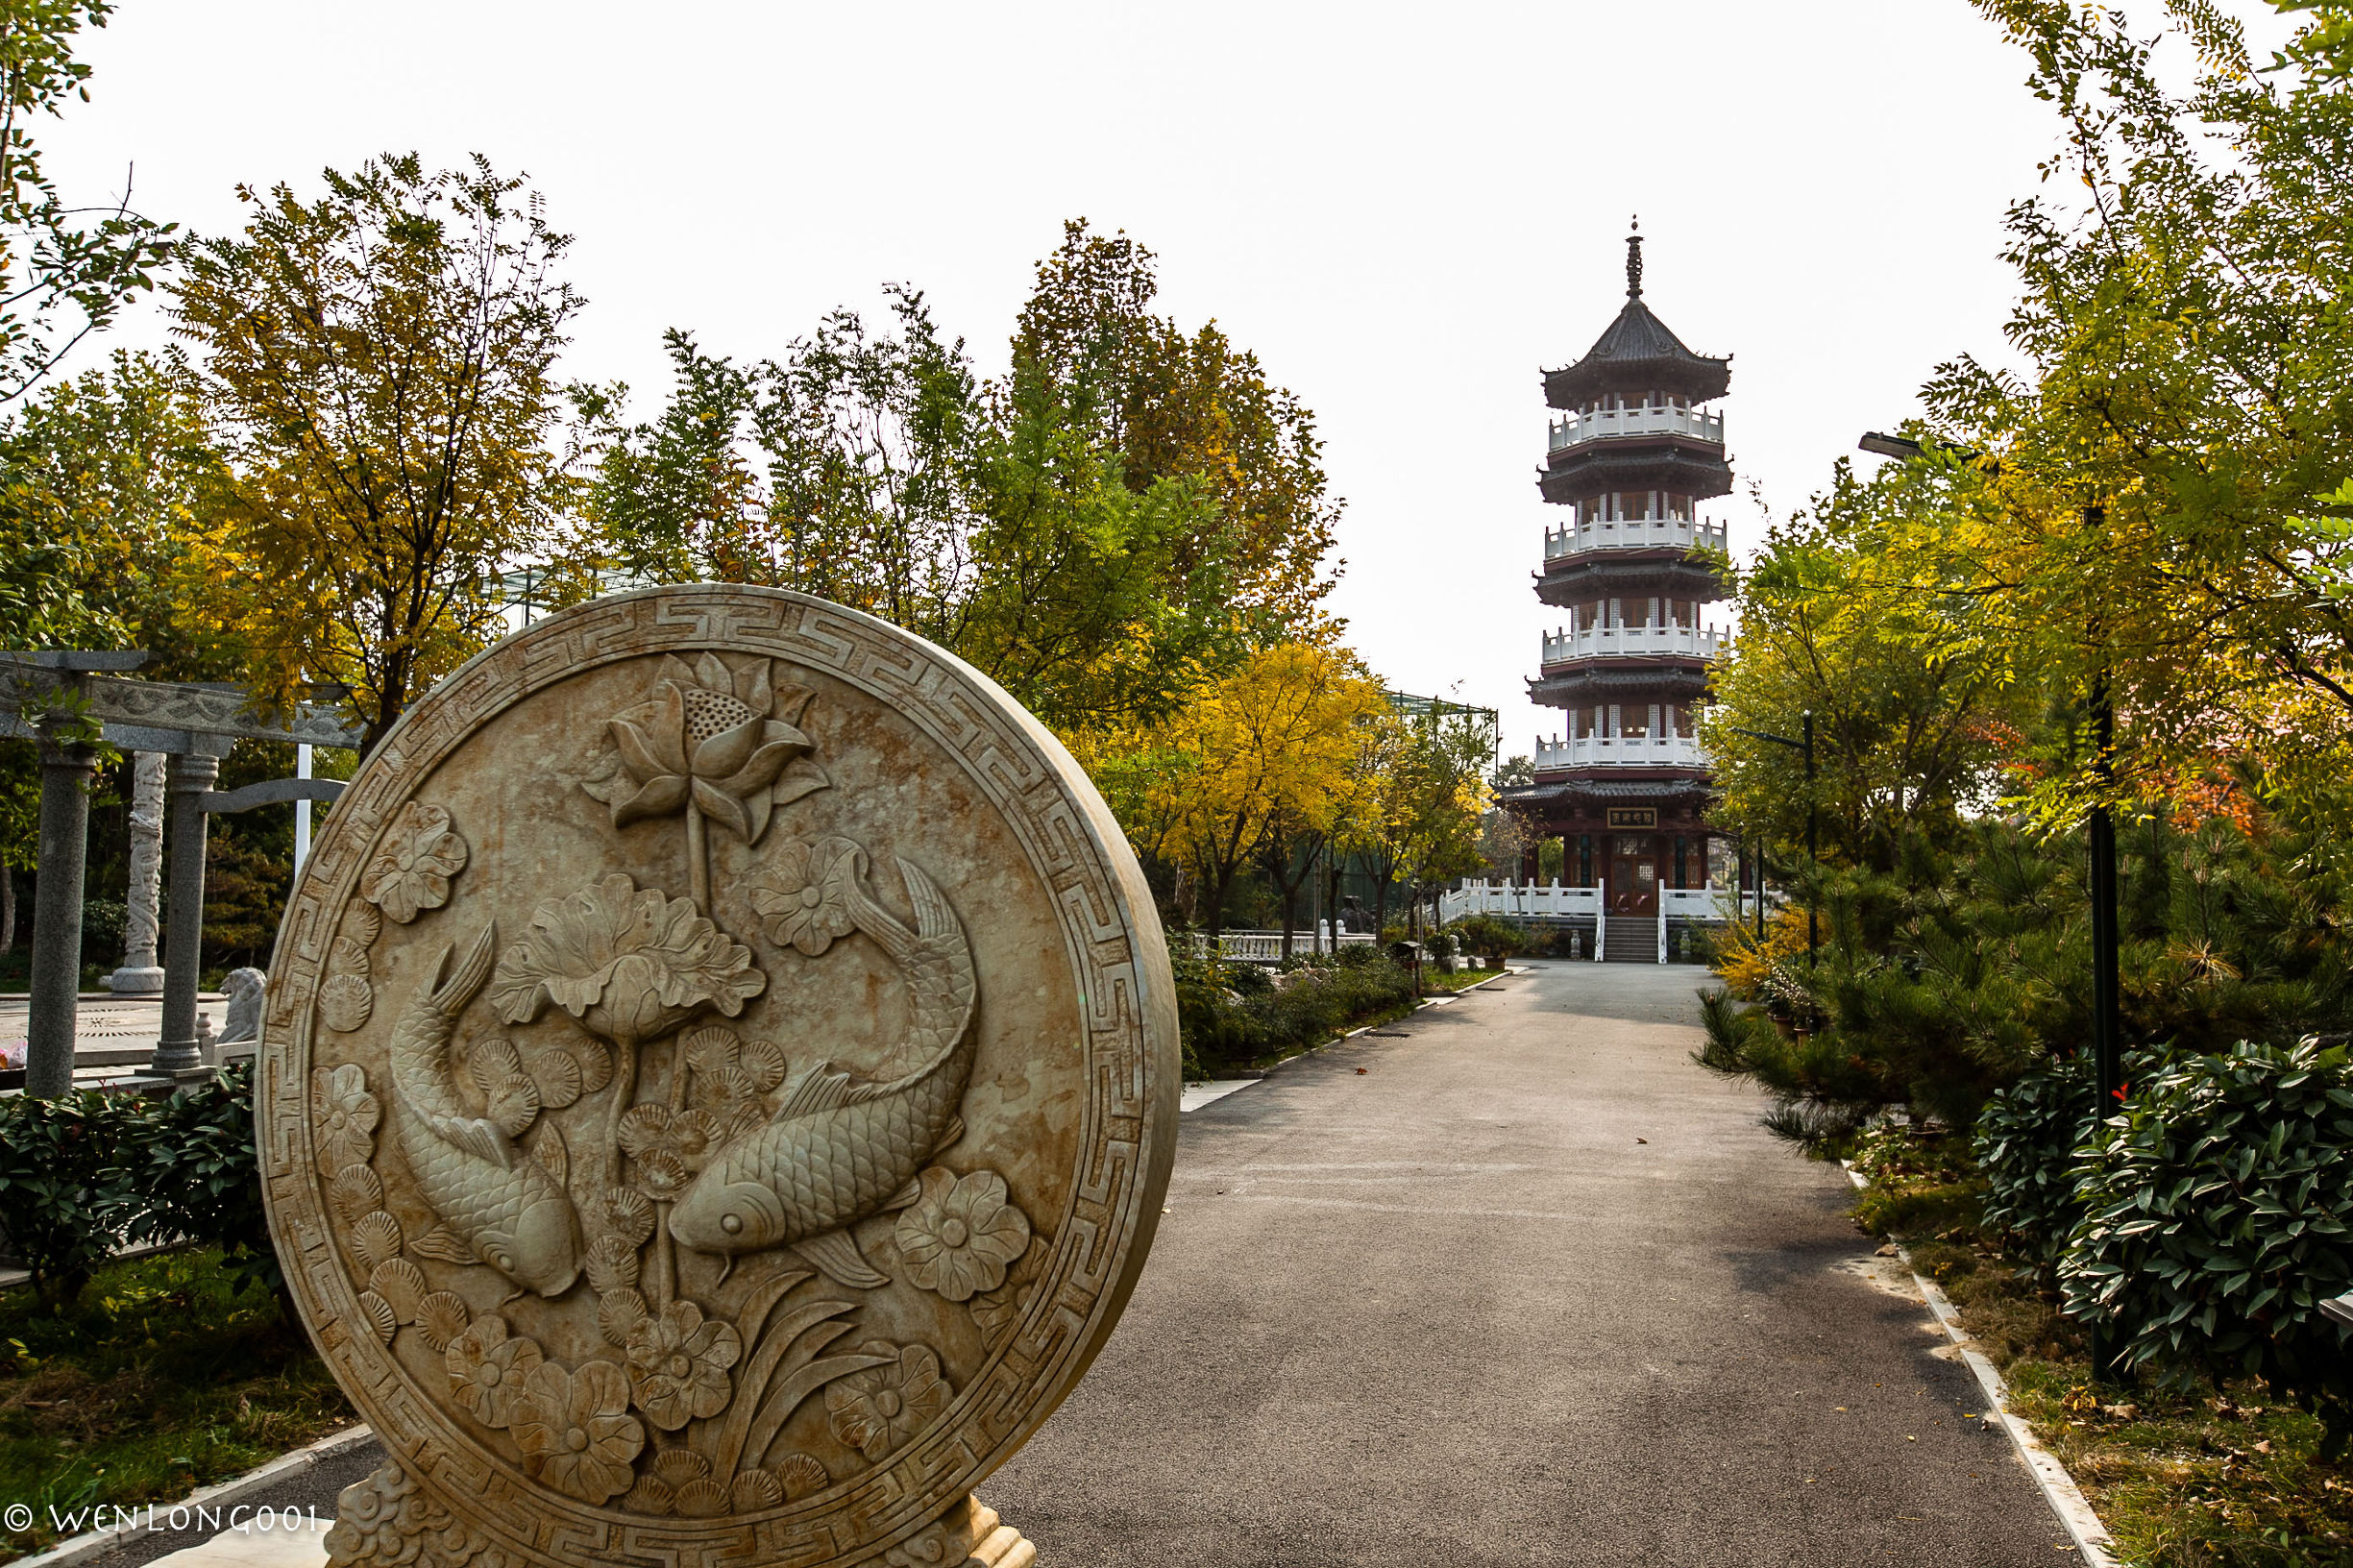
[1529,666,1712,706]
[1539,444,1732,504]
[1543,358,1729,409]
[1535,557,1727,606]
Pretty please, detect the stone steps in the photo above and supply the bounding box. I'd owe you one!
[1603,916,1658,963]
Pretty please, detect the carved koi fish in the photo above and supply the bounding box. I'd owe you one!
[389,924,583,1298]
[668,858,976,1288]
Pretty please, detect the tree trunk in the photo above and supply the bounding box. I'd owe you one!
[0,866,13,959]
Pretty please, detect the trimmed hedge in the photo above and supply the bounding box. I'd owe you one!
[1175,943,1415,1069]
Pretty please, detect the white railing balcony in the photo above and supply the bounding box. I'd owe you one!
[1548,404,1724,453]
[1532,734,1709,771]
[1540,625,1723,665]
[1545,516,1728,560]
[1437,881,1602,923]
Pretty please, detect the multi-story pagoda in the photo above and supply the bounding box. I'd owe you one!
[1505,225,1729,957]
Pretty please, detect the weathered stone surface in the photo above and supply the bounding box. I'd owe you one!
[261,585,1178,1567]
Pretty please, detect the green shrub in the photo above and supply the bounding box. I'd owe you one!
[0,1090,141,1311]
[1172,941,1415,1068]
[1976,1053,2097,1266]
[125,1060,280,1302]
[1450,914,1526,960]
[2058,1039,2353,1453]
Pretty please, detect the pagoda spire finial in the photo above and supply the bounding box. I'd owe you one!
[1626,216,1643,299]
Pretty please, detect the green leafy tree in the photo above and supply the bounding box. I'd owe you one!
[0,1,173,406]
[172,154,584,756]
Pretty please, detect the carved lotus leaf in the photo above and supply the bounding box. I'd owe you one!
[523,1044,584,1110]
[318,975,374,1035]
[368,1259,429,1323]
[464,1034,524,1090]
[328,1165,383,1223]
[597,1286,650,1348]
[895,1168,1030,1303]
[584,1236,640,1295]
[675,1479,731,1518]
[487,873,765,1045]
[348,1210,404,1272]
[603,1188,656,1248]
[773,1453,829,1501]
[727,1470,782,1512]
[624,1476,674,1516]
[737,1037,786,1092]
[415,1291,471,1354]
[486,1072,541,1139]
[823,1342,952,1462]
[344,901,382,952]
[329,936,372,979]
[356,1290,397,1345]
[361,801,470,923]
[579,654,828,846]
[651,1450,710,1490]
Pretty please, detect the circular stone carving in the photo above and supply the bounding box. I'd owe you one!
[260,586,1179,1567]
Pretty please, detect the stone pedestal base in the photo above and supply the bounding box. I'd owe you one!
[104,966,164,995]
[326,1461,1035,1568]
[866,1495,1035,1567]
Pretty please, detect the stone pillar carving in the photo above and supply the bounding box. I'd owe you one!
[152,747,222,1076]
[106,750,166,994]
[26,730,96,1097]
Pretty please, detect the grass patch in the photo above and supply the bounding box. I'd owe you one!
[1854,1152,2353,1565]
[0,1245,354,1563]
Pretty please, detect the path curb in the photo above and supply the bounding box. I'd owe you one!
[1842,1167,2119,1566]
[12,1424,377,1568]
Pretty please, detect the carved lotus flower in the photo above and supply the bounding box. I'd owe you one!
[895,1168,1030,1303]
[445,1313,545,1431]
[582,653,828,845]
[490,873,765,1044]
[311,1064,379,1173]
[360,802,469,923]
[512,1360,644,1505]
[823,1341,951,1461]
[748,838,863,957]
[623,1299,742,1430]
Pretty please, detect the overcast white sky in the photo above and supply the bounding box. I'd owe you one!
[41,1,2293,758]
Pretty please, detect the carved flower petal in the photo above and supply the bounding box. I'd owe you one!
[691,714,765,780]
[690,776,753,842]
[693,651,732,697]
[650,684,692,773]
[610,772,690,829]
[608,718,672,786]
[716,737,802,798]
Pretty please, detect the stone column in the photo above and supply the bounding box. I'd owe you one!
[106,751,166,994]
[152,747,221,1076]
[26,731,96,1097]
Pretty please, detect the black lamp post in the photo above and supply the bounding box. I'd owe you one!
[1860,431,2125,1380]
[1729,719,1817,965]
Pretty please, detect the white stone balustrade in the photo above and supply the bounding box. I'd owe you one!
[1532,734,1710,770]
[1540,625,1723,664]
[1544,516,1728,560]
[1548,404,1724,453]
[1437,881,1602,923]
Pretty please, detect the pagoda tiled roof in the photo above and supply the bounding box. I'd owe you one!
[1543,234,1730,408]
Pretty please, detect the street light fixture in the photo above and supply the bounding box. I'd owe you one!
[1857,430,1925,461]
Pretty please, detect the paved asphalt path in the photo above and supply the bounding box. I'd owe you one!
[985,959,2071,1566]
[83,960,2072,1567]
